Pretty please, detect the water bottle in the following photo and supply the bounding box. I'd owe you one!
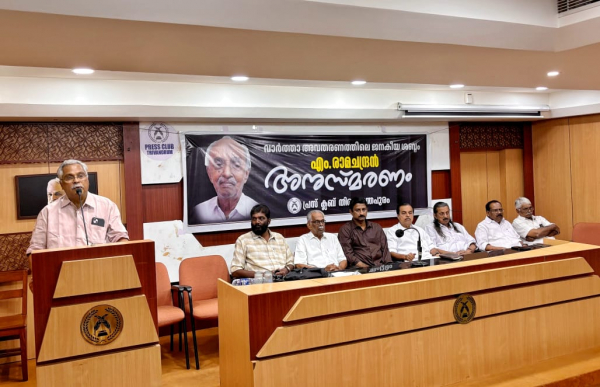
[263,270,273,283]
[254,271,264,284]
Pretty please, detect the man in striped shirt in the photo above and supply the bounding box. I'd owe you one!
[230,204,294,279]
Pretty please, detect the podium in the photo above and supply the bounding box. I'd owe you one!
[31,240,161,387]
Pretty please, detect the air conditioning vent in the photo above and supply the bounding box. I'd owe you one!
[558,0,600,14]
[397,104,550,120]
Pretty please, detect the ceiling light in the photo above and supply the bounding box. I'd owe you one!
[450,84,464,89]
[231,76,249,82]
[536,86,548,91]
[547,71,560,77]
[351,80,366,86]
[72,68,94,75]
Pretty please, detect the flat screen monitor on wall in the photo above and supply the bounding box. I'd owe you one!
[15,173,99,220]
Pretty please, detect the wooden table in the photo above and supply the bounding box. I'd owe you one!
[219,240,600,386]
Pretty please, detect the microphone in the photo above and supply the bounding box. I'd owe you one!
[76,188,90,246]
[396,226,426,267]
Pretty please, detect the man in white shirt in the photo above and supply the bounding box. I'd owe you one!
[425,201,477,255]
[386,203,439,261]
[475,200,522,251]
[512,197,560,245]
[295,210,347,272]
[190,136,258,224]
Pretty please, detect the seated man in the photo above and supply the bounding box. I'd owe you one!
[338,197,391,268]
[386,203,439,261]
[425,201,477,255]
[295,210,347,272]
[230,204,294,278]
[512,197,560,245]
[475,200,522,251]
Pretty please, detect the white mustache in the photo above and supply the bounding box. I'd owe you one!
[217,177,237,185]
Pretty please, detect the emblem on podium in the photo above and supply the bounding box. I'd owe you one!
[80,304,124,345]
[453,294,476,324]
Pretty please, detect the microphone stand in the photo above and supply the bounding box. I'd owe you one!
[395,227,427,267]
[76,188,90,246]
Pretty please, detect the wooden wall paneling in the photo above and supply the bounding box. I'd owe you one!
[252,298,600,387]
[123,123,143,240]
[486,151,501,201]
[120,160,127,224]
[431,170,451,200]
[523,123,535,207]
[569,114,600,228]
[142,182,183,223]
[449,124,463,223]
[83,161,123,213]
[499,148,524,223]
[460,152,488,235]
[532,119,573,241]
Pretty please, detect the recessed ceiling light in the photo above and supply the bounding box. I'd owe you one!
[450,84,464,89]
[536,86,548,91]
[547,71,560,77]
[351,80,367,86]
[72,68,94,75]
[231,76,249,82]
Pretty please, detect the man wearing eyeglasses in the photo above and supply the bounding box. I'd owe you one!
[512,197,559,245]
[474,200,522,251]
[27,159,129,255]
[294,210,347,272]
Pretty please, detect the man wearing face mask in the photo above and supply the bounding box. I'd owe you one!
[27,159,129,255]
[294,210,347,272]
[474,200,522,251]
[230,204,294,278]
[425,201,477,255]
[386,203,439,261]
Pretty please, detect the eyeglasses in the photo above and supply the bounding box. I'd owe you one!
[519,207,534,213]
[62,173,88,183]
[310,220,326,225]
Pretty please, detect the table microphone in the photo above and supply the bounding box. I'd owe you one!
[76,187,90,246]
[395,227,426,267]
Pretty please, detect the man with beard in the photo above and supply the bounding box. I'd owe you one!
[190,136,258,224]
[338,197,391,268]
[230,204,294,278]
[512,197,560,245]
[386,203,439,261]
[295,210,347,272]
[425,201,477,255]
[27,159,129,255]
[474,200,522,251]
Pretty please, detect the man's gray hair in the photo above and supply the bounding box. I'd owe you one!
[57,160,89,179]
[204,136,251,171]
[306,210,325,222]
[515,197,532,210]
[46,178,60,194]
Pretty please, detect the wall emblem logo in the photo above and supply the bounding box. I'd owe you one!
[81,304,124,345]
[148,122,170,143]
[453,294,476,324]
[287,198,302,214]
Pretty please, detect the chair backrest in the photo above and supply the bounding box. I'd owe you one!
[155,262,173,307]
[179,255,229,300]
[572,223,600,245]
[0,270,27,316]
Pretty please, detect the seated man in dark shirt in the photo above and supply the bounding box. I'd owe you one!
[338,197,392,268]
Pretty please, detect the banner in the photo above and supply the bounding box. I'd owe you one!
[183,133,428,232]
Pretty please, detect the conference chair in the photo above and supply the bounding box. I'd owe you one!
[179,255,230,370]
[156,262,196,370]
[572,223,600,246]
[0,269,28,381]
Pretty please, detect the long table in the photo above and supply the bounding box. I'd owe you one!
[218,240,600,386]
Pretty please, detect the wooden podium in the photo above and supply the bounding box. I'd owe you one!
[219,241,600,387]
[31,240,161,387]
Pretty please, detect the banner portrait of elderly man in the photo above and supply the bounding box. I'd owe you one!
[190,136,258,224]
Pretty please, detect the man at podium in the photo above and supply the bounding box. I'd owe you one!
[26,159,129,255]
